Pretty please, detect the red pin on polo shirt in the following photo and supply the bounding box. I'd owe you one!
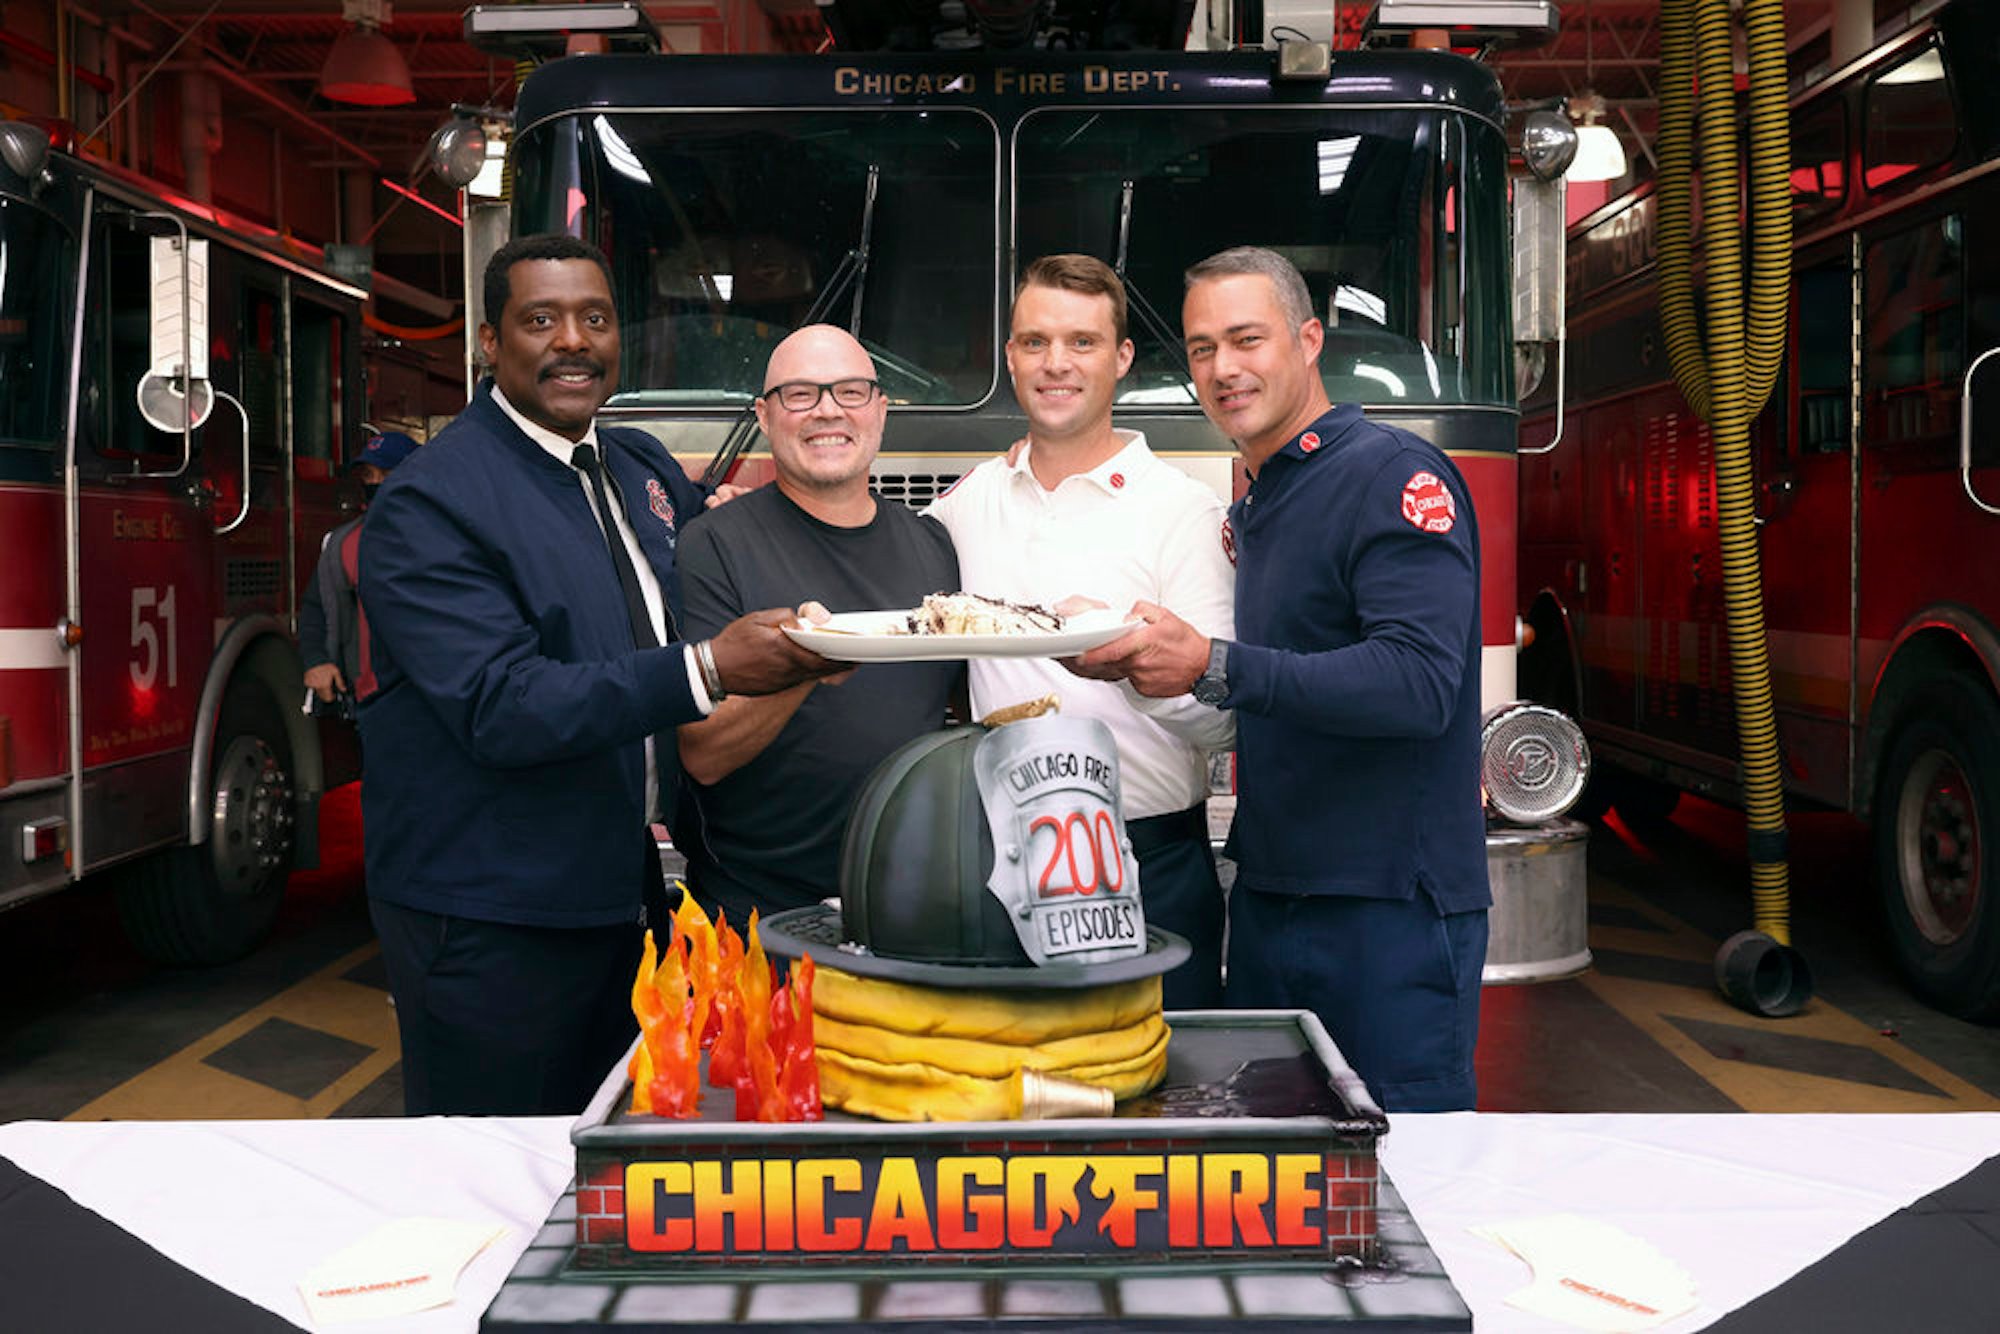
[1400,470,1456,534]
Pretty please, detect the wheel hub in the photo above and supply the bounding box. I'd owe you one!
[208,735,294,896]
[1898,748,1981,947]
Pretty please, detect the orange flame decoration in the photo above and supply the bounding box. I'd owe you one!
[628,891,821,1122]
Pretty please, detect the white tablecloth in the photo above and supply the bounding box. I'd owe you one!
[2,1112,1996,1332]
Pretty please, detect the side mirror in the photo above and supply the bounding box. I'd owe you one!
[1513,175,1567,452]
[143,235,213,430]
[139,233,213,432]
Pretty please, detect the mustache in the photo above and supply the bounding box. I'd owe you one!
[539,357,606,381]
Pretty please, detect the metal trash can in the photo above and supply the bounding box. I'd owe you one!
[1483,819,1591,984]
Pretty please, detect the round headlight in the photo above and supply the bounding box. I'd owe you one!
[1482,701,1590,824]
[424,117,489,189]
[0,120,52,181]
[1521,109,1579,182]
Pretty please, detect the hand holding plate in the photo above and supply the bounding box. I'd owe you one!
[1065,601,1209,697]
[708,608,846,694]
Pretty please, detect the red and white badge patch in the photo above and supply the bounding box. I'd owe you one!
[1298,432,1322,454]
[645,478,677,532]
[1221,516,1237,566]
[1400,470,1456,534]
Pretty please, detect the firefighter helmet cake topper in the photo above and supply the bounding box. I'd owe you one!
[758,715,1188,988]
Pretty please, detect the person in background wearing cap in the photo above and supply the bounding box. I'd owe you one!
[927,254,1236,1010]
[1069,246,1488,1113]
[299,429,418,720]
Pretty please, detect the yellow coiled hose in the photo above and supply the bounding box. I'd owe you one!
[1655,0,1794,942]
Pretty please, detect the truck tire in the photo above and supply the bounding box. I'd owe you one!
[1873,674,2000,1022]
[116,683,296,965]
[1612,773,1683,830]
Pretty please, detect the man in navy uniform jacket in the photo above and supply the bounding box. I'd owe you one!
[1072,246,1489,1112]
[359,235,838,1116]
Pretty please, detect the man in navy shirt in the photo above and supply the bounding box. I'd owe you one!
[1072,246,1488,1111]
[359,235,840,1116]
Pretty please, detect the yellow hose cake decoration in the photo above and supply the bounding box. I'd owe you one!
[812,966,1169,1122]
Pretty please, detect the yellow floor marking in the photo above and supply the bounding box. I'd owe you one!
[1580,880,2000,1112]
[68,943,398,1122]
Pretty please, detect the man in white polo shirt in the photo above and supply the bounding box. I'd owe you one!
[927,253,1236,1008]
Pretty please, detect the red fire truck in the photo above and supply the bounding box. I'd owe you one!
[475,0,1566,757]
[0,122,364,963]
[1518,0,2000,1018]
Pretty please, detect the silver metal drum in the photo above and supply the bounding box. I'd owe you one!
[1482,819,1592,984]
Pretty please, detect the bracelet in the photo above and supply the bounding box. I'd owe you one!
[694,638,727,702]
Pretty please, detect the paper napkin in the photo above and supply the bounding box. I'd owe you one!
[1473,1213,1697,1332]
[299,1216,509,1326]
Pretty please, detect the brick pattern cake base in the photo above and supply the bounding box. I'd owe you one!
[481,1012,1470,1331]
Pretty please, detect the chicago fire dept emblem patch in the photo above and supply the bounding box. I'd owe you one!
[645,479,677,532]
[1400,471,1456,534]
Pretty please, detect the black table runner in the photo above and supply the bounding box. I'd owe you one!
[1706,1151,2000,1333]
[0,1153,296,1333]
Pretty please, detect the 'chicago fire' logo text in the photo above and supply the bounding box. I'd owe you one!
[624,1151,1341,1256]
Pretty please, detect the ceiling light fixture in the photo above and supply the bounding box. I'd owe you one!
[1570,94,1628,182]
[321,0,414,107]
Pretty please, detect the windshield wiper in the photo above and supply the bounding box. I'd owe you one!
[1114,178,1198,405]
[701,163,882,488]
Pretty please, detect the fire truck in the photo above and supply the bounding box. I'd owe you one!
[0,122,364,963]
[474,0,1571,763]
[1518,0,2000,1018]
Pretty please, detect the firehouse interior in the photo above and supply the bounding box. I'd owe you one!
[3,1,2000,1331]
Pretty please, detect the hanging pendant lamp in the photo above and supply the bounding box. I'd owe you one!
[321,0,414,107]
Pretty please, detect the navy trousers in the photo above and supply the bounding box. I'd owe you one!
[1129,805,1226,1011]
[372,832,665,1117]
[1225,886,1487,1112]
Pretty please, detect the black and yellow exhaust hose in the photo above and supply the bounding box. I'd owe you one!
[1656,0,1810,1013]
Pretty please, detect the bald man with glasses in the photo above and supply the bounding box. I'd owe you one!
[675,324,963,929]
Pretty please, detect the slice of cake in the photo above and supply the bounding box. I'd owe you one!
[909,592,1063,636]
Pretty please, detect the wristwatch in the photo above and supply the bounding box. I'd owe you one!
[1192,639,1232,707]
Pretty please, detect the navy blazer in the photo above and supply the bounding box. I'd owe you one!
[357,383,709,927]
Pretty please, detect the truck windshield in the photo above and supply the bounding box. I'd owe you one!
[0,197,72,448]
[557,109,999,409]
[1015,107,1512,409]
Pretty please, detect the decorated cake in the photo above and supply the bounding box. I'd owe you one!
[535,712,1405,1296]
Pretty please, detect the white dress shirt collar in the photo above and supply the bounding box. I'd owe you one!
[491,384,600,468]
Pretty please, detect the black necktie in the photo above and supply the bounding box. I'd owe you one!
[572,442,663,648]
[573,440,690,842]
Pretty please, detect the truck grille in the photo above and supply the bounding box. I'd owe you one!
[874,471,964,509]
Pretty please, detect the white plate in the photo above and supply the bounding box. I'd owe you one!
[783,607,1141,662]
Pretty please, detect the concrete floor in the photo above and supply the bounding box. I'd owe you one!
[2,785,1996,1122]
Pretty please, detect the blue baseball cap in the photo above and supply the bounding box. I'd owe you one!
[352,430,419,473]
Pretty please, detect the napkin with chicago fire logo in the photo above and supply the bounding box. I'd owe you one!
[1472,1213,1696,1331]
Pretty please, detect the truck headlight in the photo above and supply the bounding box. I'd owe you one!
[1481,702,1589,824]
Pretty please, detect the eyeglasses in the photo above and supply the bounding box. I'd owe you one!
[761,378,881,412]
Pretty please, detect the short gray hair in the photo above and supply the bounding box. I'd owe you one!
[1184,246,1314,331]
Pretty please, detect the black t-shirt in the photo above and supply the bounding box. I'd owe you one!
[677,484,961,918]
